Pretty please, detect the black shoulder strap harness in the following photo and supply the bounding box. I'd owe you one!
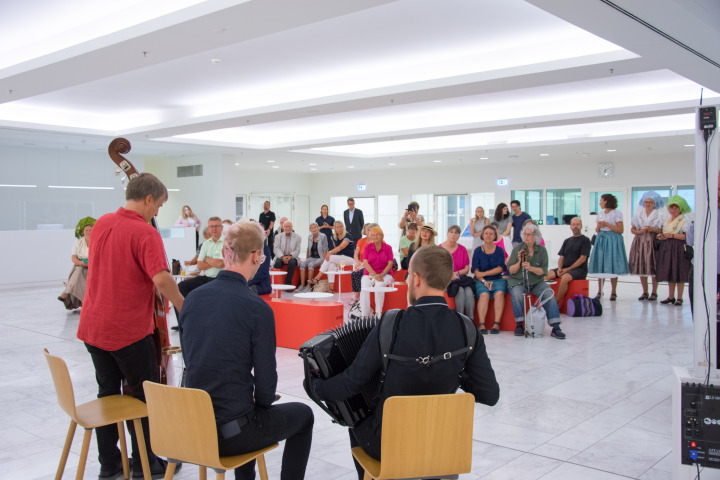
[377,308,477,382]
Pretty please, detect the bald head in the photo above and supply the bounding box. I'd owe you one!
[570,217,582,236]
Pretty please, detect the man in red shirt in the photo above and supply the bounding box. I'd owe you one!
[77,173,184,479]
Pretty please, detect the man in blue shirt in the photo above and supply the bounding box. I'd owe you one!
[510,200,532,247]
[180,220,314,479]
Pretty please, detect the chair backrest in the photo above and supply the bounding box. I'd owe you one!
[43,348,78,419]
[379,393,475,479]
[143,381,223,468]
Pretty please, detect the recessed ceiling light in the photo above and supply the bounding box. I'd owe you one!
[234,163,239,166]
[311,168,317,171]
[480,157,488,160]
[433,160,442,163]
[388,163,396,166]
[684,144,694,147]
[308,163,317,166]
[267,160,275,163]
[211,58,222,64]
[347,166,355,168]
[606,149,616,152]
[539,153,550,157]
[272,165,279,169]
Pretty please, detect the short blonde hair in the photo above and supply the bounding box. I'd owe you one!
[369,226,384,240]
[223,220,264,266]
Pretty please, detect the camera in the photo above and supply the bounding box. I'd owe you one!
[407,204,417,213]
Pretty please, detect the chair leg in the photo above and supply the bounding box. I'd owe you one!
[117,422,130,479]
[164,462,177,479]
[55,420,77,480]
[257,454,269,480]
[75,428,93,480]
[214,471,225,480]
[133,418,152,480]
[199,466,207,480]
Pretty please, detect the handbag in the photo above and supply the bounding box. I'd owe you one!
[684,244,694,260]
[525,288,554,338]
[566,294,603,317]
[312,279,330,293]
[171,259,181,275]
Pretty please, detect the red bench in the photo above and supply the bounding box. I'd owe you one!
[269,298,344,349]
[270,266,300,287]
[550,279,590,314]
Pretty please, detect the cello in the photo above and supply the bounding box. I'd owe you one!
[108,137,179,385]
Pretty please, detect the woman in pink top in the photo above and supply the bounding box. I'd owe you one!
[441,225,474,322]
[360,226,396,317]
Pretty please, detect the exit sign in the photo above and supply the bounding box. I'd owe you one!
[357,184,367,191]
[497,179,508,186]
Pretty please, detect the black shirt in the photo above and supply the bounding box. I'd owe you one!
[258,210,276,238]
[315,296,499,438]
[331,233,355,258]
[558,235,592,273]
[180,270,277,426]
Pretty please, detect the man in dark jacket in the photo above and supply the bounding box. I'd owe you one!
[314,246,499,479]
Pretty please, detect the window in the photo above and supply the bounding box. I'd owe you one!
[546,189,581,225]
[435,194,467,243]
[249,194,293,230]
[677,185,695,215]
[377,195,399,251]
[411,194,434,226]
[630,187,671,217]
[235,195,246,221]
[511,190,543,221]
[589,191,624,215]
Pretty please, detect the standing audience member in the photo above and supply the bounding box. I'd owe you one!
[174,205,201,249]
[312,246,499,480]
[398,201,424,236]
[399,222,418,270]
[298,222,329,292]
[316,221,356,293]
[258,201,276,255]
[510,200,531,247]
[470,206,491,252]
[441,225,475,323]
[656,196,692,306]
[629,193,664,301]
[472,225,508,334]
[360,226,396,317]
[492,203,512,239]
[545,217,592,305]
[77,173,183,479]
[247,220,272,296]
[59,216,95,310]
[178,216,225,300]
[588,193,629,300]
[316,204,335,247]
[406,223,437,269]
[273,221,301,285]
[344,198,364,243]
[507,223,565,339]
[180,220,314,480]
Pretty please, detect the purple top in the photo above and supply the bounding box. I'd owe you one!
[363,242,395,276]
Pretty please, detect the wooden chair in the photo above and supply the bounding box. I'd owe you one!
[43,348,152,480]
[143,381,278,479]
[352,393,475,480]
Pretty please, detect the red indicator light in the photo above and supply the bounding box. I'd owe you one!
[692,442,697,447]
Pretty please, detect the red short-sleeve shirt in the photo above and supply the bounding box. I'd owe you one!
[77,208,169,351]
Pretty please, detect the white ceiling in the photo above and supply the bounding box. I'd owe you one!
[0,0,717,173]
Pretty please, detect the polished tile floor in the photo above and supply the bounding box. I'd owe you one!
[0,281,692,479]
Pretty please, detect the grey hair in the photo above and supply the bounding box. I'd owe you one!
[309,222,319,229]
[521,223,542,242]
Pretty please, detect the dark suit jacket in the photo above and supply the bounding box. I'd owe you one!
[343,208,364,242]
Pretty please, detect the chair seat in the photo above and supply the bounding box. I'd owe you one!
[74,395,148,429]
[217,444,278,470]
[352,447,381,479]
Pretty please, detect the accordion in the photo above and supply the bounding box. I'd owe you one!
[299,317,380,427]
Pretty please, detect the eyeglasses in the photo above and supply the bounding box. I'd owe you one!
[208,224,223,228]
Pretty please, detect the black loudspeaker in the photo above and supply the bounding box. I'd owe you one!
[681,382,720,468]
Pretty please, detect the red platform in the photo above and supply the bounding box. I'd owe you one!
[269,298,344,349]
[550,279,589,314]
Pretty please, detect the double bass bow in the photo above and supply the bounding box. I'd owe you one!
[108,137,178,385]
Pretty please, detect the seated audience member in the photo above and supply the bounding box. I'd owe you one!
[507,223,566,339]
[273,220,301,285]
[405,223,437,270]
[360,227,396,317]
[399,222,418,270]
[247,221,272,296]
[298,222,329,292]
[545,217,591,305]
[491,225,509,262]
[315,221,355,293]
[510,200,532,247]
[398,201,424,236]
[222,219,233,234]
[180,220,314,480]
[349,223,377,306]
[59,217,95,310]
[184,227,211,268]
[441,225,475,323]
[522,219,545,246]
[312,246,499,480]
[274,217,289,238]
[472,225,508,334]
[178,216,225,299]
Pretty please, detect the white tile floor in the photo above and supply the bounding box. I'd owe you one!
[0,281,692,480]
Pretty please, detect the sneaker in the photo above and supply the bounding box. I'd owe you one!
[514,324,524,336]
[551,327,566,339]
[133,458,181,479]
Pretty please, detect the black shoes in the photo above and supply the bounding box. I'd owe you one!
[660,297,676,305]
[514,324,524,336]
[133,457,181,479]
[551,327,566,339]
[99,459,132,479]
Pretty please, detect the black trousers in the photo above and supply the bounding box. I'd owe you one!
[85,335,159,467]
[273,258,298,285]
[219,403,314,480]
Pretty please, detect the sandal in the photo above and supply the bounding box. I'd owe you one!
[648,293,658,301]
[660,297,676,305]
[594,293,602,299]
[638,293,648,301]
[479,328,488,335]
[610,293,617,301]
[490,322,501,334]
[675,299,684,306]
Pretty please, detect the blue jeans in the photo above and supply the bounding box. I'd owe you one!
[510,282,560,325]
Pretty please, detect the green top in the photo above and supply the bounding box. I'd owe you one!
[507,242,549,288]
[398,235,414,260]
[198,235,224,278]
